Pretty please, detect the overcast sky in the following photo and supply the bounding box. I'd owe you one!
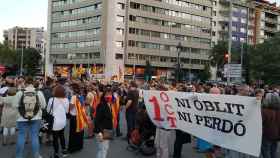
[0,0,279,42]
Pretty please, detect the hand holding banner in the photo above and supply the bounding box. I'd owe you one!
[143,90,262,157]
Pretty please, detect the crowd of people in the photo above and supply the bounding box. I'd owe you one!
[0,75,279,158]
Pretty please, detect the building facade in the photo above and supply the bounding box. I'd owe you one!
[212,0,280,45]
[47,0,213,80]
[212,0,251,45]
[3,27,45,52]
[253,0,280,44]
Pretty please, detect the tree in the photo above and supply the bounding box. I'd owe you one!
[0,43,17,65]
[144,60,153,81]
[198,64,211,82]
[249,33,280,84]
[15,48,42,76]
[210,41,228,69]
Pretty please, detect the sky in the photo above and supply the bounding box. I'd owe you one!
[0,0,48,42]
[0,0,279,42]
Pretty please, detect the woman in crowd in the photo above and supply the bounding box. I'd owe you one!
[85,84,95,138]
[94,86,113,158]
[261,91,280,158]
[47,85,69,158]
[0,86,18,145]
[68,83,88,153]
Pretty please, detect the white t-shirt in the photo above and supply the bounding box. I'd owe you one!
[47,97,69,131]
[70,96,77,116]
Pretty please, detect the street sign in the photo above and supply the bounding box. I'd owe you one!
[224,64,242,78]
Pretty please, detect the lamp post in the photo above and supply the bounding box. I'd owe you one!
[20,46,24,76]
[227,0,233,85]
[176,42,182,82]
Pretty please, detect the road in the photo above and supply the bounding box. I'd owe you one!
[0,136,204,158]
[0,108,279,158]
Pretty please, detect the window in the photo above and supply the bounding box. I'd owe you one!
[116,15,124,22]
[116,28,124,35]
[115,53,123,60]
[151,31,160,38]
[240,27,246,33]
[241,9,247,14]
[130,2,140,9]
[116,41,124,48]
[213,1,217,6]
[232,36,237,41]
[233,17,238,22]
[129,15,136,21]
[212,31,216,36]
[241,18,246,24]
[160,57,167,62]
[212,21,216,27]
[233,7,239,13]
[117,3,125,10]
[128,40,136,47]
[213,11,216,16]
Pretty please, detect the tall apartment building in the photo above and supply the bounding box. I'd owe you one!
[212,0,280,45]
[47,0,213,79]
[212,0,251,45]
[253,0,280,44]
[3,27,46,52]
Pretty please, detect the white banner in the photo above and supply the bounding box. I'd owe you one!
[143,90,262,156]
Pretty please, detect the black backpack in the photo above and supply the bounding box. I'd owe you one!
[18,90,40,120]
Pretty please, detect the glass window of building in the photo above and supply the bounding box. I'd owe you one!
[240,27,246,33]
[116,41,124,48]
[117,3,125,10]
[116,15,124,22]
[116,28,124,35]
[241,18,246,24]
[115,53,124,60]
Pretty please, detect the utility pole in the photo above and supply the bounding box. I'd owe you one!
[176,42,182,82]
[241,42,244,81]
[20,47,24,76]
[227,0,233,85]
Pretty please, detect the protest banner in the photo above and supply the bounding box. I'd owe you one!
[143,90,262,156]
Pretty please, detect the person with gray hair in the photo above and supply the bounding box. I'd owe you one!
[261,91,280,158]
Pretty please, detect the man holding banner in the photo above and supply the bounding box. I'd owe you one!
[143,84,262,157]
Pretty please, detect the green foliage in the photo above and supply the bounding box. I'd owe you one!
[0,42,42,76]
[211,34,280,84]
[198,64,211,82]
[249,33,280,84]
[15,48,42,76]
[0,43,17,65]
[209,41,228,68]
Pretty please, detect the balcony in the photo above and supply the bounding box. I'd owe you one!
[265,17,278,24]
[264,27,277,33]
[219,10,230,17]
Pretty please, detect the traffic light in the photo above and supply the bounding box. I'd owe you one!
[224,53,229,63]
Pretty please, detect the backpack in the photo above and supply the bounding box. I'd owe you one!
[18,90,40,120]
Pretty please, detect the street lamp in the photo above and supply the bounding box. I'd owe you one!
[20,46,24,76]
[176,42,182,82]
[227,0,233,85]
